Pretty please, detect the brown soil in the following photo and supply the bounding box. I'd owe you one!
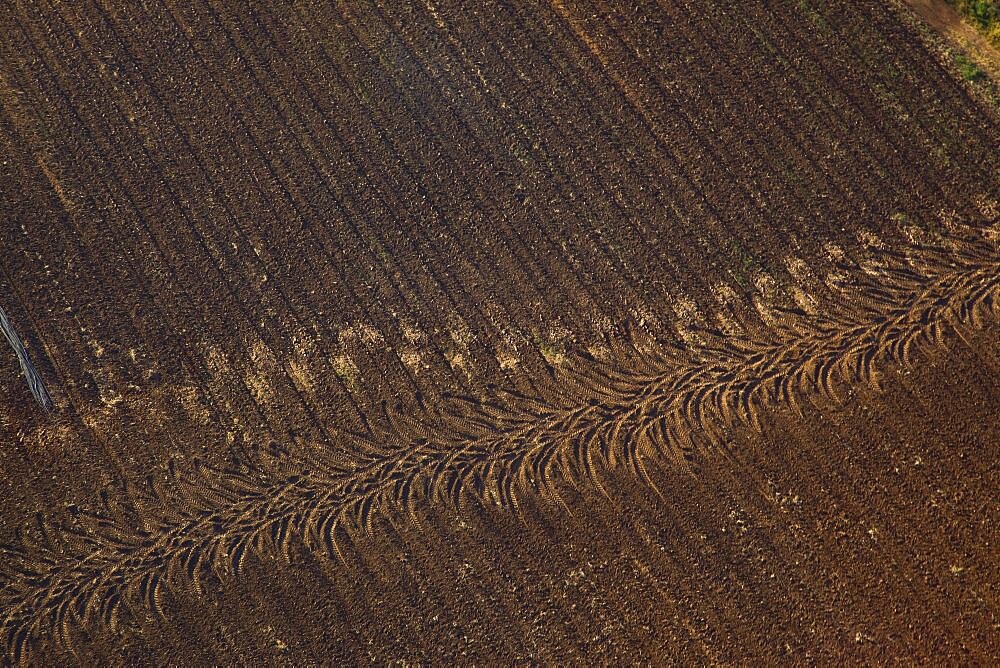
[0,0,997,664]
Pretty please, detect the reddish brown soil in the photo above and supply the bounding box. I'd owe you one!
[0,0,997,664]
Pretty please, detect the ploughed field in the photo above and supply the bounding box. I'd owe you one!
[0,0,997,663]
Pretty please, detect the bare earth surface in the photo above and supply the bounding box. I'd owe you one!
[0,0,998,664]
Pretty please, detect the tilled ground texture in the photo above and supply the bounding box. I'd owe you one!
[0,0,998,664]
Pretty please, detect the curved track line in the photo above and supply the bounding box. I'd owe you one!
[1,225,998,660]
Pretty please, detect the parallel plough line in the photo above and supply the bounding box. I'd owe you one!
[2,224,998,659]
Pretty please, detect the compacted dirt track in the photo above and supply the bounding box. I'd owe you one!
[904,0,1000,79]
[0,0,998,663]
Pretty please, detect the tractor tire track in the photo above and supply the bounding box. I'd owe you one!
[1,223,997,662]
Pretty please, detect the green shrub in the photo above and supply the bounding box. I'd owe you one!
[954,53,987,81]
